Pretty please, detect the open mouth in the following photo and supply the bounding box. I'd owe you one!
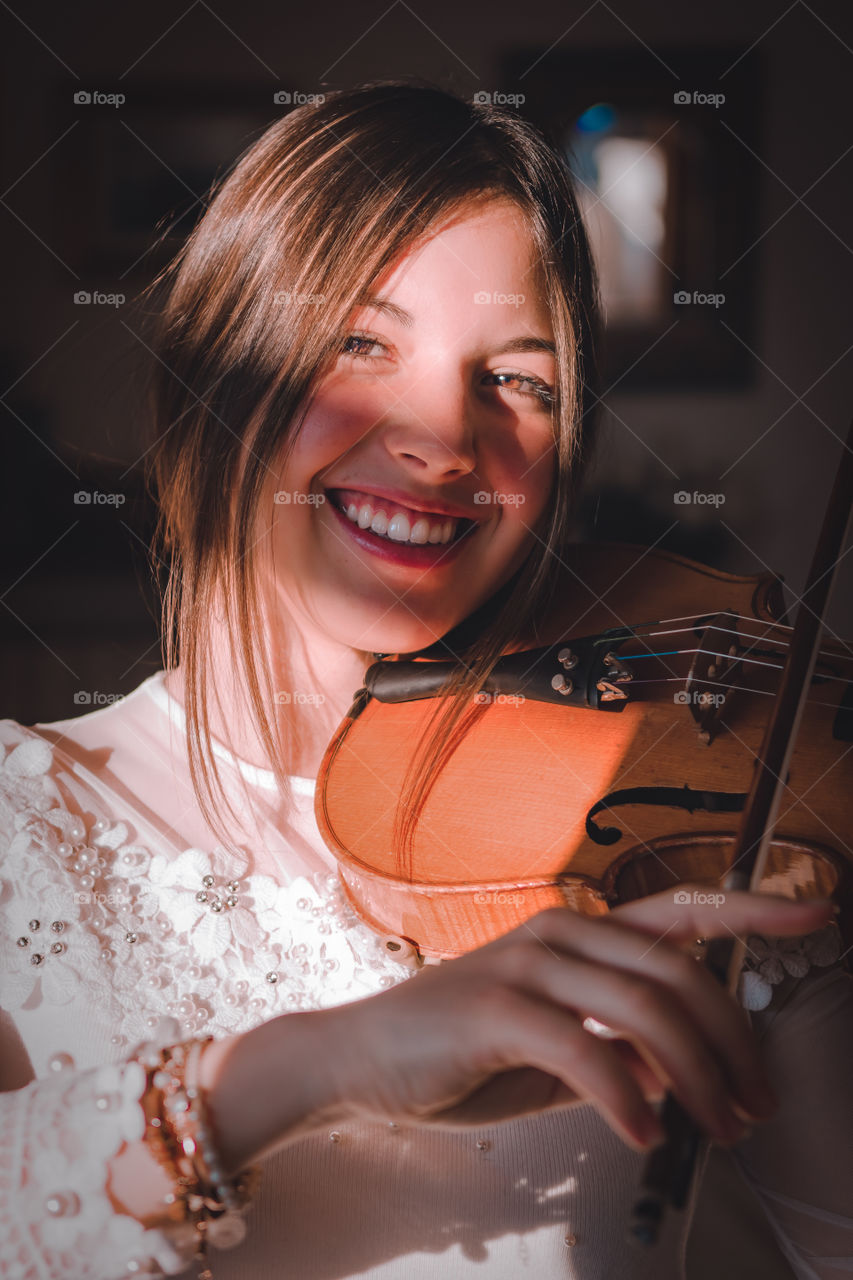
[325,488,478,549]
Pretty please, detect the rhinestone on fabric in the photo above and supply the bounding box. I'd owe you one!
[44,1190,80,1217]
[196,872,242,914]
[48,1052,75,1073]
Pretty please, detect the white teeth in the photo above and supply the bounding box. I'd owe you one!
[339,495,462,546]
[387,513,411,542]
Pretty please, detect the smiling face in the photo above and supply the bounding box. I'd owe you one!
[268,198,558,656]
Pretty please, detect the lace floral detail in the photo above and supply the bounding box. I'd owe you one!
[0,1053,200,1278]
[0,720,415,1278]
[0,721,416,1054]
[736,924,843,1011]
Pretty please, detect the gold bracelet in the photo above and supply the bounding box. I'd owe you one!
[133,1036,261,1279]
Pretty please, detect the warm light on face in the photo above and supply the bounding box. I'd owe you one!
[268,199,559,657]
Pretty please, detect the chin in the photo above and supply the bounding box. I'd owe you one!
[334,611,456,658]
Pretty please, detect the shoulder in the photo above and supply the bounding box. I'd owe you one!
[0,719,64,850]
[0,719,130,1017]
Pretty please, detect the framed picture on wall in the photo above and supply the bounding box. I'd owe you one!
[502,45,763,390]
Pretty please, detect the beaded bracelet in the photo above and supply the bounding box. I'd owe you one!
[133,1036,261,1278]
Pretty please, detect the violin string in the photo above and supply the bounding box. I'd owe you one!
[640,612,853,658]
[618,673,844,712]
[617,645,845,678]
[610,616,853,669]
[627,609,805,638]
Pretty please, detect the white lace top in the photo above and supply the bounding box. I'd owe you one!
[1,670,851,1280]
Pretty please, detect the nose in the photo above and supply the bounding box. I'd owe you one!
[382,381,478,480]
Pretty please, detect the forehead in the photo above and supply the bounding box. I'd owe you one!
[361,199,551,327]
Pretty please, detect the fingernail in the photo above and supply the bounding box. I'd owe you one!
[801,898,838,914]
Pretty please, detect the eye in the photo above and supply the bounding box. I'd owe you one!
[484,370,555,409]
[341,332,388,358]
[339,336,555,411]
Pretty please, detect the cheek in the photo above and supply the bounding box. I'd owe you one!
[493,433,555,526]
[281,410,357,486]
[288,377,390,474]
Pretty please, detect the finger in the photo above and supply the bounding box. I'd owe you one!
[518,909,778,1120]
[608,886,836,943]
[479,988,664,1152]
[508,947,748,1143]
[607,1039,667,1103]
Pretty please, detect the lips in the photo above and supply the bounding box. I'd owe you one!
[325,486,480,525]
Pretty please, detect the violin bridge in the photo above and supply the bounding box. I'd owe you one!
[685,611,742,744]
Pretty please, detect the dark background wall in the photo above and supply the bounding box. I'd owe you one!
[2,0,851,724]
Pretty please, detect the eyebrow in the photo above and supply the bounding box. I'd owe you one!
[356,293,556,356]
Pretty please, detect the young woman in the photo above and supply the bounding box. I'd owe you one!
[1,80,850,1280]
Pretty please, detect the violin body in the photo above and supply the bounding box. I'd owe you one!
[315,543,853,961]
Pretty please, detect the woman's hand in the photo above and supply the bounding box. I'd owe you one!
[313,888,836,1153]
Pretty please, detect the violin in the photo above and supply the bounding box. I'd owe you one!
[315,539,853,962]
[315,417,853,1244]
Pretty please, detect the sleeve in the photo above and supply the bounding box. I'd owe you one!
[730,924,853,1280]
[0,1054,202,1279]
[0,723,249,1278]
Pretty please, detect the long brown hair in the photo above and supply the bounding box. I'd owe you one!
[142,78,602,866]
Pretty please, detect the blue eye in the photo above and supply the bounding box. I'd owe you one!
[341,336,555,409]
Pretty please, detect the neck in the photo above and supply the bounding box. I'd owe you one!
[163,608,373,781]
